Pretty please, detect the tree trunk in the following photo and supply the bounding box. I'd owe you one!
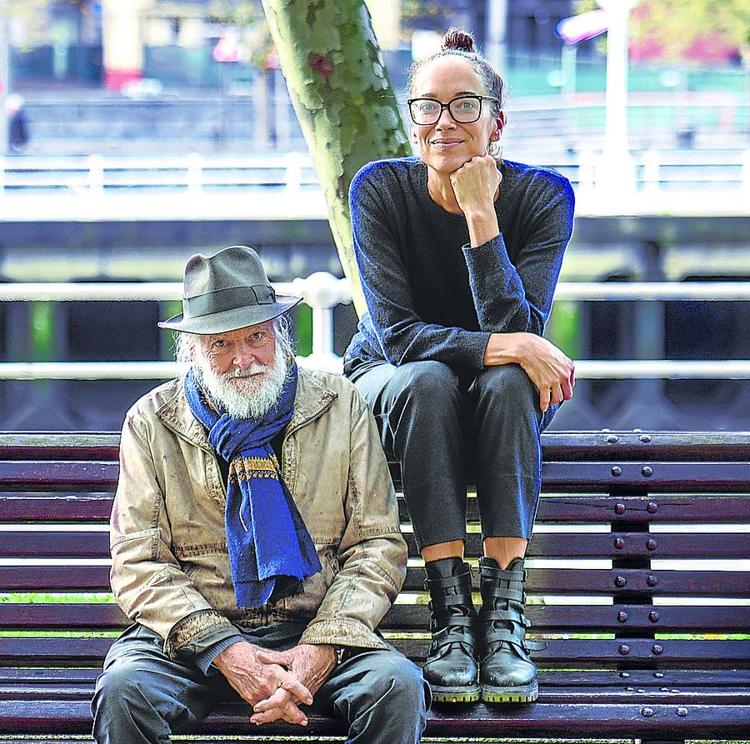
[261,0,411,315]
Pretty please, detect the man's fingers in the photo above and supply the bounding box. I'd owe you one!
[253,687,290,712]
[255,649,290,665]
[278,672,313,706]
[251,705,308,727]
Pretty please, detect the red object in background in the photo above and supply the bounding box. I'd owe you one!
[213,36,240,63]
[105,68,142,91]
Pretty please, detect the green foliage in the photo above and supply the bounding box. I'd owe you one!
[574,0,750,61]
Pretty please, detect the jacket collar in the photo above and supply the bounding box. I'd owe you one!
[156,366,338,449]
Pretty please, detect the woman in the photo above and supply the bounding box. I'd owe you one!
[343,29,575,704]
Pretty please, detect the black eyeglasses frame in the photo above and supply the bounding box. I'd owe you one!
[406,95,499,125]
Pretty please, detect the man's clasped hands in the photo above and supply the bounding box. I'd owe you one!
[214,640,337,726]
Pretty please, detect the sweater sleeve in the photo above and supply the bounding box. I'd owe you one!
[462,171,575,336]
[350,163,491,370]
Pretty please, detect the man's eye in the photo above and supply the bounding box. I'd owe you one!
[458,99,477,111]
[418,101,439,113]
[212,340,227,349]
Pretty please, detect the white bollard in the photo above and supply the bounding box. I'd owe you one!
[292,272,352,372]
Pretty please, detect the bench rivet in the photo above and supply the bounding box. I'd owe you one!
[654,672,664,678]
[649,610,660,622]
[614,502,626,515]
[646,539,657,551]
[647,575,659,587]
[647,502,658,513]
[653,644,664,655]
[607,434,619,443]
[615,575,627,587]
[617,611,629,622]
[626,686,635,691]
[671,689,680,694]
[641,707,654,717]
[642,466,653,477]
[637,688,646,693]
[620,672,630,678]
[611,466,622,477]
[639,434,652,443]
[660,687,670,692]
[619,644,630,655]
[614,537,625,549]
[677,707,688,717]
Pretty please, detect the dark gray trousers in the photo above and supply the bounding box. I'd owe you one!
[349,361,557,550]
[92,624,429,744]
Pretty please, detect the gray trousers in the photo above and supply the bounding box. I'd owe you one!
[92,624,429,744]
[349,361,557,550]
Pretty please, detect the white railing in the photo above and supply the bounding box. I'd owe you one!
[0,275,749,380]
[0,151,748,219]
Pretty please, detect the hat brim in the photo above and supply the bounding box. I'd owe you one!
[158,295,302,335]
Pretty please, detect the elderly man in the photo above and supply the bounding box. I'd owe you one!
[92,245,428,743]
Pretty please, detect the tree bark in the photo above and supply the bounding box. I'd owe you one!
[261,0,411,315]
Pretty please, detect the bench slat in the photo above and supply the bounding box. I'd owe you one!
[3,666,750,690]
[3,636,749,667]
[3,699,749,738]
[4,530,748,560]
[3,430,750,461]
[0,462,118,491]
[0,494,112,521]
[3,565,748,597]
[3,602,750,634]
[4,682,750,706]
[391,638,750,665]
[4,493,750,524]
[539,461,750,492]
[1,460,749,494]
[404,531,750,558]
[402,567,750,595]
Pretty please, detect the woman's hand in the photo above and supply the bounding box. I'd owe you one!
[450,155,501,246]
[484,332,575,412]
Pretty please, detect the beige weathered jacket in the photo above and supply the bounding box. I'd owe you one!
[110,367,406,660]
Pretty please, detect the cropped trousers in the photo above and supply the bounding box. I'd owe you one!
[349,361,557,551]
[92,623,428,744]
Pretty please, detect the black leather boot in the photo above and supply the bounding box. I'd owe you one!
[478,557,539,703]
[423,558,480,703]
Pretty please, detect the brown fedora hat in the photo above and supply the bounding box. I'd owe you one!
[158,245,301,334]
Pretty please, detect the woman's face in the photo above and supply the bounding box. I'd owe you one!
[410,56,503,175]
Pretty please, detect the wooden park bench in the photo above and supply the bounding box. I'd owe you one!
[1,430,749,742]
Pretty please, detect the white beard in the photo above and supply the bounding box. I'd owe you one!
[193,340,291,420]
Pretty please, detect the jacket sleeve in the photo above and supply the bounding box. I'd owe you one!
[299,388,407,649]
[351,165,491,370]
[110,408,239,660]
[462,171,575,335]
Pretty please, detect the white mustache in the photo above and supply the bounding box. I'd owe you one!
[224,366,268,379]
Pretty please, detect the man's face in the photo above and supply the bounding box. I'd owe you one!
[191,321,290,419]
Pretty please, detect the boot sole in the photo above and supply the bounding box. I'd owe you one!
[430,683,481,704]
[481,681,538,704]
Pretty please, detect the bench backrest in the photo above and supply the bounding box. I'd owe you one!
[2,431,750,677]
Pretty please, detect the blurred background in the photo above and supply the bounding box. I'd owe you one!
[0,0,748,432]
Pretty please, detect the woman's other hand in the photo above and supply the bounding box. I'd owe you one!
[483,332,575,412]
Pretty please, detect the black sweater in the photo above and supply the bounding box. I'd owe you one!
[343,156,575,375]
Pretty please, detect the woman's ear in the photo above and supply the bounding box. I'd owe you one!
[492,111,506,141]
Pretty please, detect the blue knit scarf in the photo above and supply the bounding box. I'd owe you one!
[184,364,321,607]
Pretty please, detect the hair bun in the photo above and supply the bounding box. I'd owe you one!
[441,28,476,53]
